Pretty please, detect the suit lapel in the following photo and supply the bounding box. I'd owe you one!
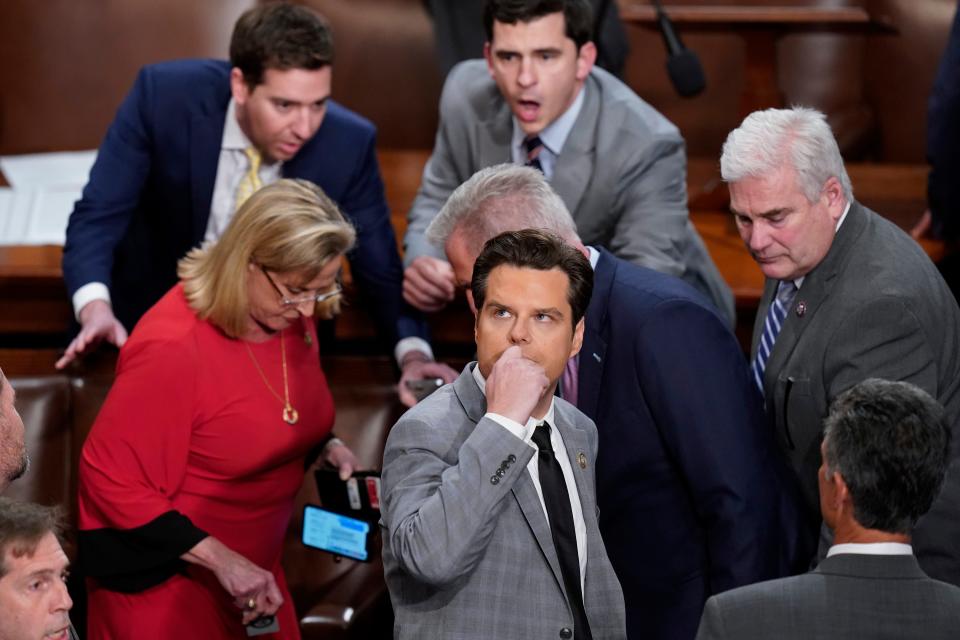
[578,249,612,420]
[552,78,599,218]
[512,473,567,597]
[762,203,869,398]
[189,107,227,244]
[476,98,513,168]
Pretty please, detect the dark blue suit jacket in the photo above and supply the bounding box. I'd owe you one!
[62,59,424,344]
[579,249,809,640]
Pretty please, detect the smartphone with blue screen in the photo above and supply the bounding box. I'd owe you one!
[301,504,374,562]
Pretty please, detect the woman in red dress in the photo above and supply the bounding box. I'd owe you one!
[78,179,360,639]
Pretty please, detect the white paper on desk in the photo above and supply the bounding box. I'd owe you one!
[0,185,81,246]
[0,150,97,189]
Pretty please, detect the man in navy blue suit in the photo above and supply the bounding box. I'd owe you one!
[58,3,456,401]
[427,163,809,640]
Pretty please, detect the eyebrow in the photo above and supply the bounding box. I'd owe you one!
[730,206,790,219]
[269,95,330,107]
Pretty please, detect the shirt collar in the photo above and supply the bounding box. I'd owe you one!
[222,99,252,151]
[511,84,587,156]
[792,199,851,290]
[586,245,600,269]
[827,542,913,557]
[471,362,557,432]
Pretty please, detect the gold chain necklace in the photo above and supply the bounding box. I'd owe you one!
[244,330,299,425]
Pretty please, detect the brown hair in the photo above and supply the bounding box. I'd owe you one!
[483,0,594,49]
[0,498,63,577]
[230,2,334,89]
[471,229,593,328]
[178,179,355,338]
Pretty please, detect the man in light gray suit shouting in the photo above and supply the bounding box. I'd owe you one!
[402,0,733,326]
[696,379,960,639]
[382,229,626,639]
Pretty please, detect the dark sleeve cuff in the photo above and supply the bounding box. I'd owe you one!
[79,510,208,593]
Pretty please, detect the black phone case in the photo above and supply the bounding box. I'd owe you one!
[314,467,381,522]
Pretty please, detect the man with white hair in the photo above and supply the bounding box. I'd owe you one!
[426,163,803,640]
[721,106,960,584]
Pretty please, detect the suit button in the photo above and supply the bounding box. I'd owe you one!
[490,475,499,485]
[508,454,516,463]
[496,469,505,477]
[559,628,572,639]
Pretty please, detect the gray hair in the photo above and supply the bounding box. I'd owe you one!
[720,107,853,204]
[425,164,580,256]
[823,378,950,534]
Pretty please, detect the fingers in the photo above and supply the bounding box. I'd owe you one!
[397,383,418,408]
[54,338,83,370]
[110,321,129,348]
[403,258,456,312]
[236,572,283,624]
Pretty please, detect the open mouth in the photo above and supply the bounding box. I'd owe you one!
[515,99,541,122]
[45,627,69,639]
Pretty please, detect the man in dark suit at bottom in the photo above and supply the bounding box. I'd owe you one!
[697,378,960,640]
[424,164,806,640]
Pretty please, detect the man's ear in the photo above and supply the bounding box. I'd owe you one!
[230,67,251,105]
[833,472,852,513]
[484,41,496,78]
[575,42,597,81]
[822,176,846,222]
[569,317,585,359]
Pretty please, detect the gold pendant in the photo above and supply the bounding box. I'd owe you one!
[304,332,313,346]
[282,406,299,425]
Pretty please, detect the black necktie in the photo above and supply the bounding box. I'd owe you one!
[531,423,593,640]
[524,135,545,173]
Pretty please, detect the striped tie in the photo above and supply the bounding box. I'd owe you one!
[751,281,797,393]
[235,146,263,210]
[524,136,545,173]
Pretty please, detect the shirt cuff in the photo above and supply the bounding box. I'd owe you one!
[73,282,111,321]
[394,337,434,367]
[484,412,529,442]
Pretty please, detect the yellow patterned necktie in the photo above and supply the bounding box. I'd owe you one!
[235,147,263,210]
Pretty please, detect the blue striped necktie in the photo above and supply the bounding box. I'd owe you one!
[751,281,797,393]
[524,136,545,173]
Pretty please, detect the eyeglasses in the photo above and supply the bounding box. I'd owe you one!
[260,265,342,307]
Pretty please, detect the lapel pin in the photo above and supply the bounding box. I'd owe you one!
[578,452,587,469]
[796,301,807,317]
[592,353,601,363]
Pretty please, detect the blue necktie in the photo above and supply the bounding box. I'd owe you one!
[524,136,545,173]
[751,281,797,393]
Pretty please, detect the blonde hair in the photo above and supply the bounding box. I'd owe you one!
[178,179,356,337]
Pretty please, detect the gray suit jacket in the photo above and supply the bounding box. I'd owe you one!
[381,364,627,639]
[753,201,960,584]
[405,59,735,326]
[696,553,960,639]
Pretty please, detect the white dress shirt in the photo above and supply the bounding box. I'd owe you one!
[472,364,588,591]
[827,542,913,557]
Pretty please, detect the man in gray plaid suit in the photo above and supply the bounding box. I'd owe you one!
[381,230,625,639]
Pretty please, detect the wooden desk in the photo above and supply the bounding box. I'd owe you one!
[619,2,893,114]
